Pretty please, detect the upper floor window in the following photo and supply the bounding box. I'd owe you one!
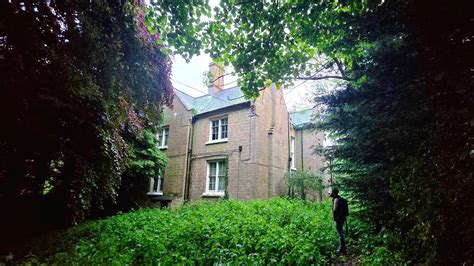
[290,137,296,169]
[209,117,228,142]
[158,126,169,148]
[205,160,227,195]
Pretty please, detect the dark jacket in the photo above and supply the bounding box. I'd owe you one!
[332,196,346,221]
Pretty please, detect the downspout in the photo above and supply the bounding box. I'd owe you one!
[181,120,190,202]
[287,112,292,197]
[300,129,306,200]
[183,115,194,202]
[301,129,304,170]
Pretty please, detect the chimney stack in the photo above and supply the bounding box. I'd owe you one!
[208,62,224,95]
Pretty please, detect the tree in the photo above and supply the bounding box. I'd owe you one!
[119,125,168,211]
[0,0,194,233]
[148,0,472,263]
[285,170,324,201]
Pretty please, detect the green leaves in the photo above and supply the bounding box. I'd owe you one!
[144,1,211,60]
[126,127,167,179]
[0,0,175,224]
[31,199,336,264]
[285,170,325,200]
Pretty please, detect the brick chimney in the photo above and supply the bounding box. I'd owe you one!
[207,62,224,95]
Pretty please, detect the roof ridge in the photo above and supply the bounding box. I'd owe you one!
[194,94,210,99]
[289,108,313,114]
[194,86,242,100]
[174,88,197,99]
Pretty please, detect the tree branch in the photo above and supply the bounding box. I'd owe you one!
[332,57,347,78]
[235,0,256,6]
[209,72,233,83]
[296,75,351,81]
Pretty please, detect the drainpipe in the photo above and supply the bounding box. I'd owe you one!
[183,116,194,202]
[301,129,304,170]
[287,111,291,197]
[181,122,190,202]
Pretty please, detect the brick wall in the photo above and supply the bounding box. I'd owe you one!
[188,105,256,201]
[293,119,329,201]
[157,87,327,206]
[253,85,290,198]
[160,97,192,200]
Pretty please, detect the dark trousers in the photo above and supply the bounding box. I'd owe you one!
[334,219,346,252]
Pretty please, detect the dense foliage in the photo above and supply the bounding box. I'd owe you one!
[0,0,173,236]
[118,126,168,211]
[1,0,471,263]
[10,199,404,265]
[318,2,473,264]
[146,0,472,263]
[285,170,324,201]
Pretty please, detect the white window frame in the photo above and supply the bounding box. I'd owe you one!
[148,170,164,195]
[157,126,169,149]
[203,160,227,196]
[207,117,228,144]
[290,137,296,170]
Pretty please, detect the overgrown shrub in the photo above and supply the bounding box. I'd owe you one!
[285,170,325,201]
[118,126,168,211]
[8,198,412,265]
[18,199,338,264]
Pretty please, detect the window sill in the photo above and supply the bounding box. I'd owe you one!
[158,146,168,150]
[147,192,163,196]
[205,139,228,145]
[202,192,225,197]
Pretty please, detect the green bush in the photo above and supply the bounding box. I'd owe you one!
[347,219,408,265]
[22,199,337,264]
[284,170,325,201]
[14,198,410,265]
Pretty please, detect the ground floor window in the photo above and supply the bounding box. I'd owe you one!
[206,160,227,195]
[148,170,163,195]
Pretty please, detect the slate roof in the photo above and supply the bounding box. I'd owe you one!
[174,87,249,115]
[289,109,313,128]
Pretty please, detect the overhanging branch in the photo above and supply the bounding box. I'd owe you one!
[296,75,351,81]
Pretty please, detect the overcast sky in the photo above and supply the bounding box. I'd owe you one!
[168,0,316,111]
[170,55,315,112]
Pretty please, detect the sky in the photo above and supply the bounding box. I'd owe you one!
[170,55,316,112]
[168,0,318,112]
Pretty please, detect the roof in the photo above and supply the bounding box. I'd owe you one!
[174,87,249,115]
[289,109,314,128]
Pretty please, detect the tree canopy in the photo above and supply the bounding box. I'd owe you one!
[0,0,179,231]
[1,0,472,263]
[147,0,473,263]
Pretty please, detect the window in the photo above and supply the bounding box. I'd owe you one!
[205,160,227,195]
[158,126,169,148]
[290,137,296,169]
[148,169,164,195]
[209,117,228,142]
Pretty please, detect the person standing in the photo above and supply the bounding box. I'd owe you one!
[328,187,349,254]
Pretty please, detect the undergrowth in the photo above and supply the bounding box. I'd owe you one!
[11,198,408,265]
